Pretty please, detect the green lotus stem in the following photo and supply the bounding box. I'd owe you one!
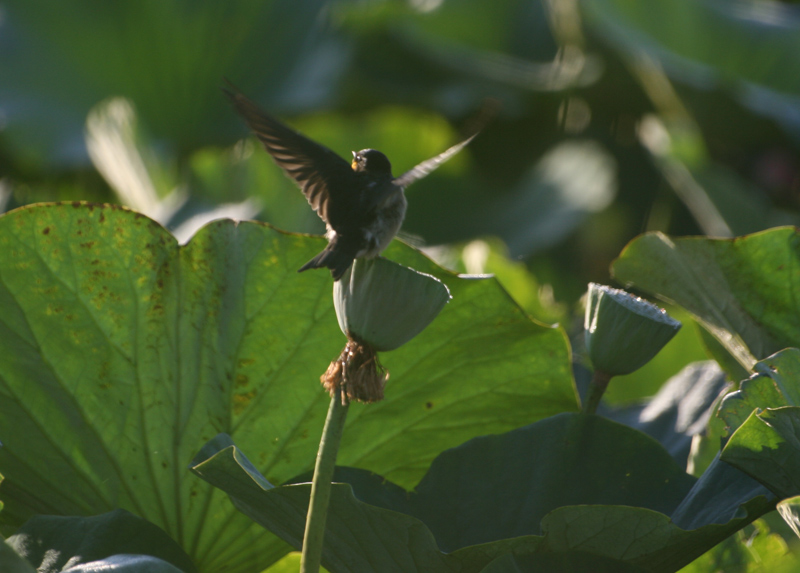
[300,388,350,573]
[582,370,612,415]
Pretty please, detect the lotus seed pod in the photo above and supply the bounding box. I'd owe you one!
[584,283,681,376]
[333,257,451,352]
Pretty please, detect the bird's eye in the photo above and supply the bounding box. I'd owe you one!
[355,155,362,162]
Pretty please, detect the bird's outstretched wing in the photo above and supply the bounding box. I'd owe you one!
[392,132,477,188]
[224,83,355,225]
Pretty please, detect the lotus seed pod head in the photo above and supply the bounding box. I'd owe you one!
[333,257,452,352]
[584,283,681,377]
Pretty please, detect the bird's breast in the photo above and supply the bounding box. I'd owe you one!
[360,192,407,258]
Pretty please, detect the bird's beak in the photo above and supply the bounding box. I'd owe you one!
[351,151,358,171]
[352,151,357,158]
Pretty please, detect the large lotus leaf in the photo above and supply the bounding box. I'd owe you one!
[535,500,768,573]
[477,552,647,573]
[341,245,578,488]
[403,413,696,552]
[261,552,329,573]
[0,203,574,571]
[6,509,195,573]
[371,413,771,565]
[282,412,697,551]
[420,453,768,571]
[669,454,773,532]
[611,228,800,371]
[192,412,771,573]
[192,435,456,573]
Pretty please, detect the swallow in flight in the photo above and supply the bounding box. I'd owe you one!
[225,85,479,280]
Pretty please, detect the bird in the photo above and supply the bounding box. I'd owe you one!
[224,84,479,280]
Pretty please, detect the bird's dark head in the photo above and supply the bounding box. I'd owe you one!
[351,149,392,175]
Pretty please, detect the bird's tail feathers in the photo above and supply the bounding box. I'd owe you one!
[298,235,361,281]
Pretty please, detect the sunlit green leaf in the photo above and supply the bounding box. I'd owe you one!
[0,203,575,571]
[612,228,800,371]
[260,552,329,573]
[723,407,800,500]
[718,349,800,434]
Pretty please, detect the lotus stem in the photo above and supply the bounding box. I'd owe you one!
[300,387,350,573]
[582,370,612,415]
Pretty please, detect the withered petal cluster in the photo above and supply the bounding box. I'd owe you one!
[321,334,388,404]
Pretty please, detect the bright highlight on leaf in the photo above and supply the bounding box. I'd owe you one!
[778,496,800,541]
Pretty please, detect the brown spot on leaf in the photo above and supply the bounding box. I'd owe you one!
[233,390,257,415]
[42,227,50,235]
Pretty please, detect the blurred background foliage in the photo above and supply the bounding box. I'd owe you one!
[1,0,800,567]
